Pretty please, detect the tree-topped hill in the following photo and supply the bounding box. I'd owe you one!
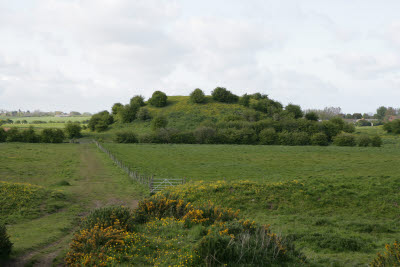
[88,88,380,146]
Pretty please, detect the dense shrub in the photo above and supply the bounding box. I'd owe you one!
[21,127,40,143]
[136,107,151,121]
[80,206,135,232]
[64,122,82,139]
[211,87,238,103]
[114,131,138,143]
[216,128,257,145]
[111,103,123,115]
[358,135,371,147]
[151,116,168,131]
[88,111,114,132]
[130,95,145,107]
[370,240,400,267]
[40,129,65,143]
[292,132,311,146]
[190,88,206,104]
[169,131,196,144]
[278,131,293,146]
[259,128,278,145]
[285,104,303,119]
[238,93,251,107]
[383,119,400,134]
[333,133,356,146]
[357,120,372,127]
[138,132,164,144]
[0,224,12,258]
[194,126,217,144]
[320,121,341,141]
[343,123,356,133]
[149,91,168,107]
[311,133,329,146]
[5,128,21,142]
[241,109,260,122]
[305,112,319,121]
[371,135,383,147]
[117,104,140,123]
[329,117,345,130]
[0,128,6,142]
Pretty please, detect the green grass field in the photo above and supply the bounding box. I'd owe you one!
[0,116,91,129]
[0,143,145,265]
[98,129,400,266]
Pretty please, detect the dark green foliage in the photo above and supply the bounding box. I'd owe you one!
[343,123,356,133]
[305,112,319,121]
[21,127,40,143]
[0,224,12,258]
[130,95,145,107]
[291,132,311,146]
[190,88,206,104]
[111,103,123,115]
[0,128,6,142]
[80,206,135,232]
[88,111,114,132]
[376,106,387,120]
[320,121,341,141]
[371,135,382,147]
[118,104,140,123]
[302,233,369,252]
[149,91,168,107]
[250,98,283,116]
[169,131,196,144]
[334,133,357,147]
[259,128,278,145]
[241,109,260,122]
[151,116,168,131]
[357,120,372,127]
[40,129,65,143]
[311,133,329,146]
[329,117,345,131]
[5,128,22,142]
[194,126,216,144]
[383,119,400,134]
[238,93,251,107]
[358,135,371,147]
[285,104,303,119]
[115,131,138,143]
[216,128,257,145]
[136,107,152,121]
[64,122,82,139]
[211,87,238,103]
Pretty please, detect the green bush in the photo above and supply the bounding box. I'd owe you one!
[0,224,12,258]
[149,91,168,107]
[130,95,145,107]
[114,131,138,143]
[305,112,319,121]
[343,123,356,133]
[278,131,293,146]
[190,88,206,104]
[292,132,311,146]
[211,87,238,103]
[169,131,196,144]
[136,107,151,121]
[238,93,251,107]
[41,129,65,143]
[333,133,356,146]
[194,126,216,144]
[285,104,303,119]
[65,122,82,139]
[21,127,40,143]
[370,240,400,267]
[358,135,371,147]
[311,133,329,146]
[80,206,135,232]
[88,111,114,132]
[111,102,124,115]
[117,104,140,123]
[0,128,6,142]
[371,135,382,147]
[151,116,168,131]
[383,119,400,134]
[259,128,278,145]
[5,127,21,142]
[320,121,341,141]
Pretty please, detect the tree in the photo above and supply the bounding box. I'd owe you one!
[190,89,206,104]
[211,87,239,103]
[305,112,319,121]
[88,111,114,132]
[130,95,146,107]
[136,107,152,121]
[149,91,168,107]
[118,104,140,123]
[285,104,303,119]
[151,116,168,131]
[65,122,82,139]
[238,94,251,107]
[376,106,387,121]
[111,103,123,115]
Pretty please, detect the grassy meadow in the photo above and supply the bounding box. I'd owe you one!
[0,116,91,129]
[0,143,145,265]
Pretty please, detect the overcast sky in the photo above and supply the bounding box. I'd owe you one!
[1,0,399,114]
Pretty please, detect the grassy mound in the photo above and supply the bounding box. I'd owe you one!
[0,181,67,224]
[65,194,305,266]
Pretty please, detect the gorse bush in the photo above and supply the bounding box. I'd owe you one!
[0,224,13,258]
[149,91,168,107]
[80,206,136,232]
[370,240,400,267]
[190,88,206,104]
[211,87,239,103]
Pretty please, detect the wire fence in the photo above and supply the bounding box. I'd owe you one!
[94,140,186,194]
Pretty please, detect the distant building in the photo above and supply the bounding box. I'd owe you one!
[388,115,400,122]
